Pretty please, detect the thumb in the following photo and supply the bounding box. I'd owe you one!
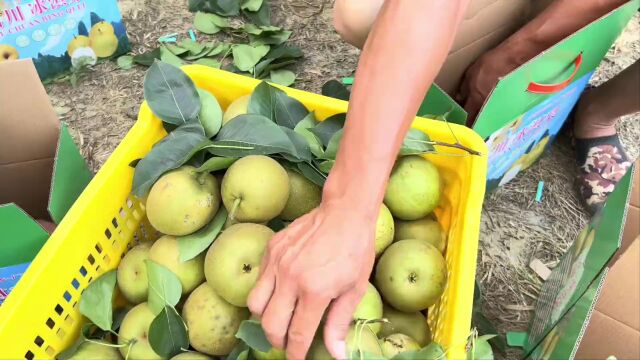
[323,286,367,359]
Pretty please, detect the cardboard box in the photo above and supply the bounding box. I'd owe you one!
[0,59,92,305]
[575,238,640,359]
[0,0,129,80]
[418,0,638,191]
[435,0,532,94]
[524,164,639,358]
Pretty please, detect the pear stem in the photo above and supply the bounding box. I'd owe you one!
[228,197,241,222]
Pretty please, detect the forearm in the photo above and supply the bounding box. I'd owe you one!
[501,0,628,64]
[323,0,469,217]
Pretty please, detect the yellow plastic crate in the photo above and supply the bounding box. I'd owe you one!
[0,65,487,360]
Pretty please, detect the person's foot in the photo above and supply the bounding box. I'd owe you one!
[575,135,632,214]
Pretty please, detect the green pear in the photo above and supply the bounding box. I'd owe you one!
[384,156,441,220]
[394,216,446,253]
[375,204,395,256]
[205,223,273,307]
[170,351,214,360]
[221,155,290,223]
[379,304,432,346]
[149,235,205,294]
[68,340,122,360]
[307,326,383,359]
[280,169,322,221]
[381,333,421,358]
[118,303,161,360]
[222,94,250,125]
[182,283,250,355]
[353,283,384,334]
[146,166,220,236]
[375,239,447,312]
[117,242,152,304]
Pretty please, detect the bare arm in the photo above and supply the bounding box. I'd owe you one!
[248,1,469,359]
[461,0,629,120]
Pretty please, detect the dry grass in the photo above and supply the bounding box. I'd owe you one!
[44,2,639,360]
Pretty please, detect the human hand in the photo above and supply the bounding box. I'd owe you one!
[247,199,377,359]
[458,44,524,123]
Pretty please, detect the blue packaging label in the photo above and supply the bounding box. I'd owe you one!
[485,72,593,191]
[0,0,129,79]
[0,262,30,305]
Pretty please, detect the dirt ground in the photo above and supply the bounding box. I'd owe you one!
[46,1,639,358]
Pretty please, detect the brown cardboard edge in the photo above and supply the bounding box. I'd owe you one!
[571,268,610,359]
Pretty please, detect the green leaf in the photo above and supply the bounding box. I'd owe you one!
[241,0,263,12]
[160,47,184,68]
[242,23,265,35]
[392,342,446,360]
[207,114,299,158]
[79,270,116,331]
[194,11,222,34]
[228,342,250,360]
[116,55,134,70]
[189,0,240,16]
[467,337,494,360]
[296,162,326,187]
[323,129,343,160]
[322,79,350,101]
[318,160,334,173]
[148,306,189,359]
[232,44,270,72]
[163,43,189,56]
[248,82,309,128]
[195,58,221,68]
[264,45,303,61]
[235,320,272,352]
[400,129,435,155]
[194,156,237,173]
[249,30,292,46]
[133,48,161,66]
[294,112,323,158]
[310,113,345,146]
[255,59,296,80]
[270,69,295,86]
[206,43,231,57]
[179,39,206,55]
[146,260,183,315]
[196,88,223,137]
[243,0,271,26]
[280,126,313,162]
[143,61,201,125]
[132,123,207,196]
[177,207,227,262]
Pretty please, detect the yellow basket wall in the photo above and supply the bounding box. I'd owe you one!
[0,65,487,360]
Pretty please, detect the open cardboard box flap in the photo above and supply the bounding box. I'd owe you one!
[575,236,640,359]
[0,59,91,269]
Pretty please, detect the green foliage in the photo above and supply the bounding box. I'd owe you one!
[270,69,295,86]
[248,82,309,128]
[149,306,190,358]
[177,207,228,262]
[232,44,270,72]
[146,260,183,315]
[144,61,201,125]
[78,270,116,331]
[116,55,134,70]
[132,122,207,196]
[235,320,272,352]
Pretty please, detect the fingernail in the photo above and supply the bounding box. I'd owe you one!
[335,341,347,359]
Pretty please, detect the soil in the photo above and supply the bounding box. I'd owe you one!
[44,1,639,359]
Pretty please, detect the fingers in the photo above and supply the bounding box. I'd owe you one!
[286,294,331,360]
[247,261,275,316]
[261,280,298,349]
[323,285,368,359]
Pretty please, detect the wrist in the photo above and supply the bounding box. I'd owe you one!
[321,158,386,221]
